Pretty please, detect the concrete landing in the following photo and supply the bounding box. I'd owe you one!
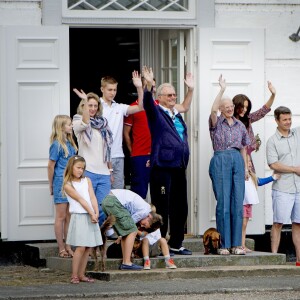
[25,238,289,282]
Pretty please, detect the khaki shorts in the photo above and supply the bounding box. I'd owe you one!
[102,195,137,237]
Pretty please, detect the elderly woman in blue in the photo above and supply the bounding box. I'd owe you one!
[209,75,250,256]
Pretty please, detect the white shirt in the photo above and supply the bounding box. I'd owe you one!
[110,189,151,224]
[140,228,161,246]
[67,178,94,214]
[101,98,129,158]
[243,178,260,205]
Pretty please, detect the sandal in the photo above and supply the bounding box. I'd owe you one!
[241,246,252,253]
[230,247,246,255]
[79,276,95,283]
[217,248,230,255]
[65,248,74,257]
[70,276,80,284]
[59,249,72,258]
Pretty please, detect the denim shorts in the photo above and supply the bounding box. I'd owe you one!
[272,190,300,223]
[53,176,68,204]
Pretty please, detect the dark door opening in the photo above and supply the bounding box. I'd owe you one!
[69,28,140,186]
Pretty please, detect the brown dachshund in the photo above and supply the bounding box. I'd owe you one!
[203,227,221,255]
[92,215,116,272]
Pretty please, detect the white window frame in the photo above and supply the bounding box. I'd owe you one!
[62,0,196,22]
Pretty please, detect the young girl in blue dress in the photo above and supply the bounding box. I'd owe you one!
[63,155,102,284]
[48,115,77,258]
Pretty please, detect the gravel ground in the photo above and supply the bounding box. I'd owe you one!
[0,264,70,286]
[1,264,300,300]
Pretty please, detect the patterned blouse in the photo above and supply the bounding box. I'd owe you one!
[246,105,271,155]
[209,115,250,151]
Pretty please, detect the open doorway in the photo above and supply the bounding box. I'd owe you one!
[69,28,140,185]
[69,28,140,115]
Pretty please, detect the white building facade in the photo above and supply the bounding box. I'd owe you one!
[0,0,299,241]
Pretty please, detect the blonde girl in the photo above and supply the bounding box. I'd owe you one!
[63,155,103,284]
[48,115,77,258]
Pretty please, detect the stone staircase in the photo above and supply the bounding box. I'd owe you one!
[23,237,300,281]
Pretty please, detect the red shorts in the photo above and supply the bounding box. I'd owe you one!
[243,204,253,218]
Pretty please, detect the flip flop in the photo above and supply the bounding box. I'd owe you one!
[59,249,72,258]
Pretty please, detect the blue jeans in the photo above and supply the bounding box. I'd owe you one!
[209,149,245,249]
[85,170,111,225]
[130,155,151,199]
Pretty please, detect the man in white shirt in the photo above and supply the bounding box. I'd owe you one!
[100,72,143,189]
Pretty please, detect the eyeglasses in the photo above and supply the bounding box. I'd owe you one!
[160,93,177,98]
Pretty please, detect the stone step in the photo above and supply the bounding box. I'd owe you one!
[87,264,300,282]
[26,238,288,282]
[46,251,286,275]
[25,237,255,263]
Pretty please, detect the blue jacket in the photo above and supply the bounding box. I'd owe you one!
[143,90,190,169]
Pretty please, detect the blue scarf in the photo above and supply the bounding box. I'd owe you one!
[73,114,113,162]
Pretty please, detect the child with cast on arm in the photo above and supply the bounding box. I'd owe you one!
[242,155,281,252]
[63,155,103,284]
[47,115,77,259]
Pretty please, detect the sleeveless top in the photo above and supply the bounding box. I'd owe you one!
[66,177,93,214]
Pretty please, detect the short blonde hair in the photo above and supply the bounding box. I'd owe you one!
[101,76,118,88]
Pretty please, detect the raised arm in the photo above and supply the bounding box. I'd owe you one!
[265,81,276,109]
[73,88,90,124]
[175,73,194,113]
[210,75,226,127]
[143,66,154,92]
[127,70,143,115]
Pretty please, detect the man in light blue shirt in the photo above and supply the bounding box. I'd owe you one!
[266,106,300,266]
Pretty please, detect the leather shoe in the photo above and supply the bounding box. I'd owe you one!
[169,247,192,255]
[119,263,143,270]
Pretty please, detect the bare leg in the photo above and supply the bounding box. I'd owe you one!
[292,223,300,262]
[271,223,283,253]
[242,217,249,249]
[159,238,170,256]
[54,203,68,253]
[121,231,137,265]
[71,246,85,278]
[141,238,150,257]
[65,209,73,256]
[78,247,91,279]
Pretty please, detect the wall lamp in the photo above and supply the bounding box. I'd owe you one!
[289,26,300,42]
